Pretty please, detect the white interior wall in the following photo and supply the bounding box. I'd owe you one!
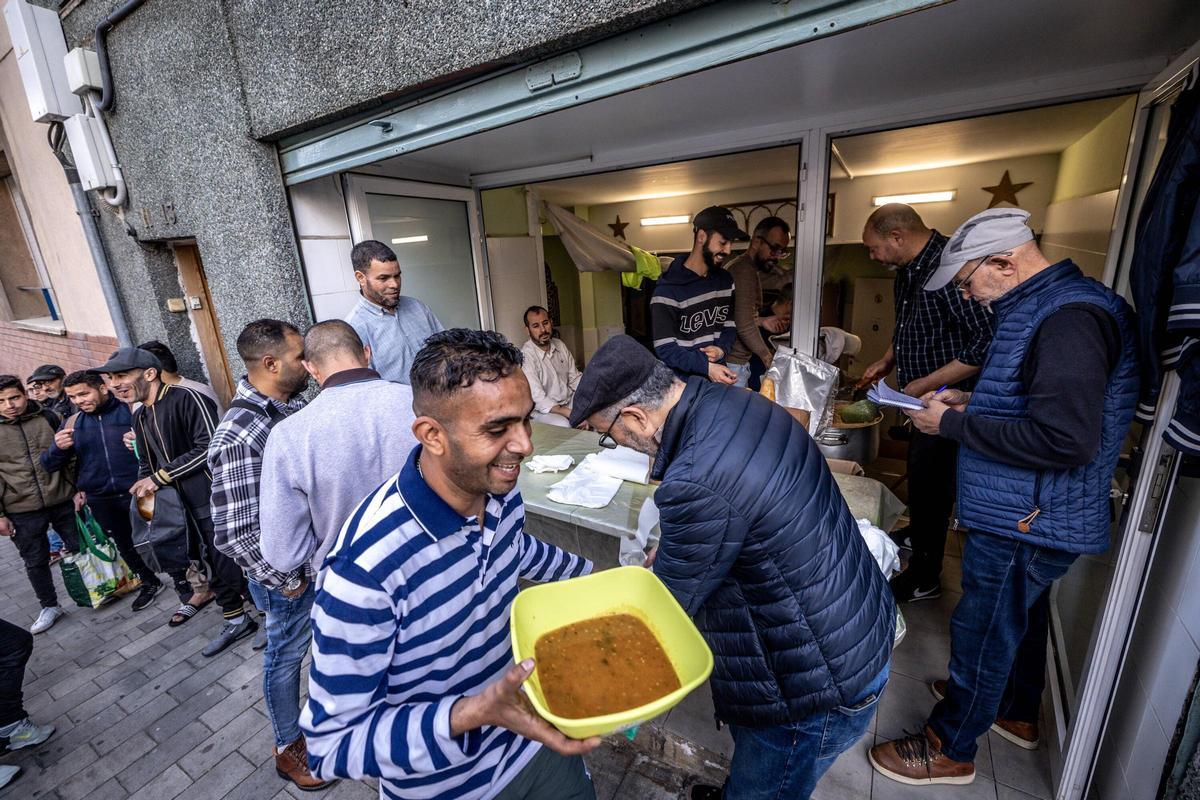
[1040,190,1121,281]
[486,236,541,348]
[289,176,359,321]
[826,153,1061,243]
[1092,477,1200,799]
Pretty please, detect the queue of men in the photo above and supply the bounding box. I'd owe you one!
[0,200,1141,799]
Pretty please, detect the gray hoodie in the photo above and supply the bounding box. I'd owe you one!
[258,369,417,577]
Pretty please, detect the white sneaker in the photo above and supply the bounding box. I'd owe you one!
[0,764,19,788]
[0,717,54,751]
[29,606,65,635]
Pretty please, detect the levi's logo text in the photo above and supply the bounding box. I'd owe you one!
[680,307,729,333]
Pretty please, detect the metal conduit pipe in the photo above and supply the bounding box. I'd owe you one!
[68,176,132,346]
[95,0,148,112]
[48,124,132,346]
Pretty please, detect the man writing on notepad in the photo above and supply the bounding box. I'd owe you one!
[859,204,994,604]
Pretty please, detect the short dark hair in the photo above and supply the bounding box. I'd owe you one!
[351,240,398,273]
[237,319,301,363]
[866,203,927,237]
[410,329,523,416]
[63,371,104,390]
[302,320,364,367]
[523,306,549,327]
[754,216,791,238]
[0,375,23,394]
[137,340,178,373]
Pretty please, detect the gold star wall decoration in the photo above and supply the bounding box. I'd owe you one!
[981,170,1033,209]
[608,215,629,240]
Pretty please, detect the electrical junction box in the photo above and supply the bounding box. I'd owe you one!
[64,48,102,95]
[2,0,81,122]
[63,114,115,191]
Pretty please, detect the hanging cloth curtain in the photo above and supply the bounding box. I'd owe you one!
[1129,78,1200,456]
[542,203,668,288]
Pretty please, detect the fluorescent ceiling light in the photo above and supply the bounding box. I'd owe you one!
[641,215,691,226]
[872,191,956,206]
[390,235,429,244]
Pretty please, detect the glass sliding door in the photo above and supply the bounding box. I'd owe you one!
[344,176,491,331]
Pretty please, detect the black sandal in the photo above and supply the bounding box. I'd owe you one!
[167,593,214,627]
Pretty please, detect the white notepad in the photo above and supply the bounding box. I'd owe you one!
[866,380,925,411]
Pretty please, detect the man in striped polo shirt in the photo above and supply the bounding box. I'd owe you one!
[303,329,598,800]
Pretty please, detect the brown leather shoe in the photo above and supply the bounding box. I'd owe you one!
[994,718,1040,750]
[930,679,1040,749]
[869,726,976,785]
[275,737,333,792]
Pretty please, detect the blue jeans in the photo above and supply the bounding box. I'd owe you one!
[929,531,1077,762]
[48,529,64,552]
[725,664,889,799]
[247,579,315,749]
[728,362,752,388]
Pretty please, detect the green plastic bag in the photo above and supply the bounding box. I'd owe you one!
[59,508,138,609]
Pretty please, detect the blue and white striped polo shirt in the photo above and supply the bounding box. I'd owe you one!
[302,446,592,800]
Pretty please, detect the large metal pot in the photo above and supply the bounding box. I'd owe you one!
[815,405,882,465]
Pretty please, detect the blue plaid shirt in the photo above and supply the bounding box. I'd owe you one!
[892,231,995,388]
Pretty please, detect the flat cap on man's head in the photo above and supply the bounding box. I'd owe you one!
[568,336,659,428]
[925,208,1035,291]
[93,347,162,374]
[27,364,65,382]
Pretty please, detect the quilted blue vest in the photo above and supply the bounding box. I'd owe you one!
[957,261,1139,553]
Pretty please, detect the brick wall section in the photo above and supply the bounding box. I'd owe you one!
[0,322,118,382]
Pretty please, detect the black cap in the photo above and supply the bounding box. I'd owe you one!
[568,335,659,428]
[693,206,748,242]
[27,364,65,382]
[92,347,162,374]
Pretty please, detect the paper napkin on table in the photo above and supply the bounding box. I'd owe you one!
[525,454,575,473]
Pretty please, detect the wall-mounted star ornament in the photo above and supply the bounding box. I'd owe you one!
[608,215,629,240]
[981,170,1033,209]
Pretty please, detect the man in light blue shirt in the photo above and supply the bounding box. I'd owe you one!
[343,239,444,384]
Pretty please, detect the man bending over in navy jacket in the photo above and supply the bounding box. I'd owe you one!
[572,335,895,800]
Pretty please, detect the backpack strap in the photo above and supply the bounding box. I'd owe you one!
[229,398,286,428]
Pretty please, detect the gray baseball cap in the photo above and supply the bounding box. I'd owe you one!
[92,347,162,374]
[925,208,1035,291]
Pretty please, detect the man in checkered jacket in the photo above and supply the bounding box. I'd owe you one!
[209,319,331,793]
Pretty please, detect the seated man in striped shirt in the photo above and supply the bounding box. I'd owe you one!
[302,328,599,800]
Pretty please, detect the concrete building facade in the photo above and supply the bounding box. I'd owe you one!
[0,14,117,380]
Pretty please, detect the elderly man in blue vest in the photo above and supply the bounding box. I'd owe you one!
[870,208,1139,786]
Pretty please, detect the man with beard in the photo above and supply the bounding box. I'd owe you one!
[98,348,253,646]
[26,365,73,419]
[858,204,994,604]
[520,305,582,427]
[570,336,894,799]
[40,371,162,611]
[343,239,444,384]
[725,217,793,387]
[303,329,597,800]
[208,319,331,792]
[651,206,745,384]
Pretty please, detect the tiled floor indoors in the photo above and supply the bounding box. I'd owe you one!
[0,527,1054,799]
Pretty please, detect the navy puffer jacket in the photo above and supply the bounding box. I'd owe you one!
[651,378,894,727]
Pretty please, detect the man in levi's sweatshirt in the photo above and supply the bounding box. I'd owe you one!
[650,206,747,385]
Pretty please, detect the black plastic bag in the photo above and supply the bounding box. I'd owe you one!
[128,486,190,575]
